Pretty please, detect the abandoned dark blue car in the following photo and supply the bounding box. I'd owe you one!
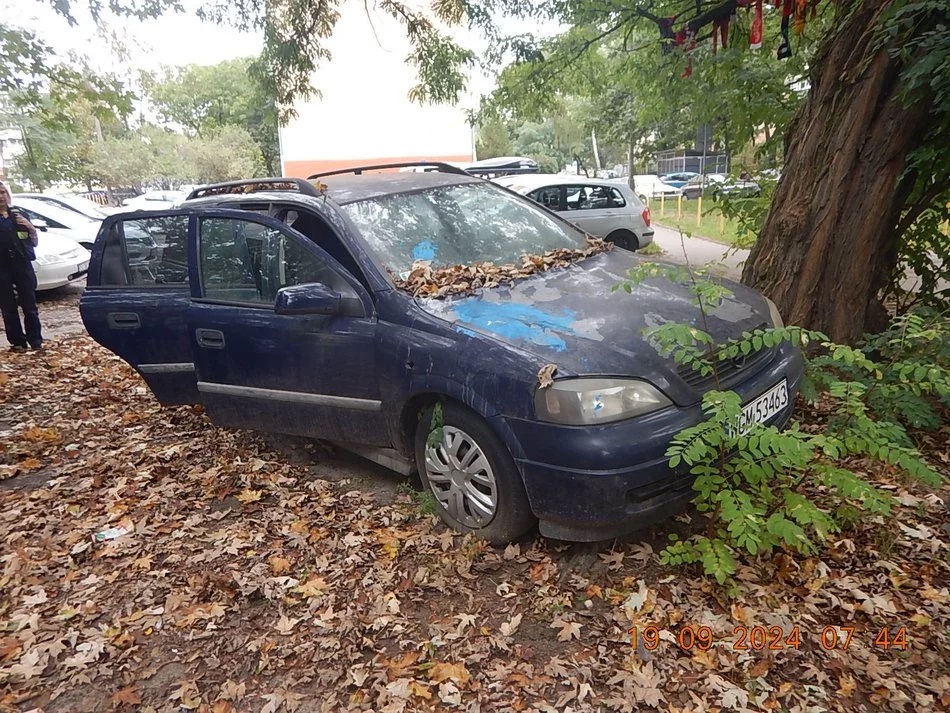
[80,165,804,543]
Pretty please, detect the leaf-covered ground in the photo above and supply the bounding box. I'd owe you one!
[1,334,948,712]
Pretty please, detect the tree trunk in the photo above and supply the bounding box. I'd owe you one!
[741,0,935,344]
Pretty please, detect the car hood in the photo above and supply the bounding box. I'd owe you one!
[35,230,89,258]
[418,249,771,378]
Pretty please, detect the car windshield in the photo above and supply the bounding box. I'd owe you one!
[55,196,110,219]
[342,181,588,278]
[16,199,97,227]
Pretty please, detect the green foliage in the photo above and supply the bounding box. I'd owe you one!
[715,176,780,249]
[475,116,513,159]
[641,275,947,588]
[808,310,950,435]
[882,197,950,313]
[398,481,439,516]
[144,58,279,174]
[488,4,825,169]
[426,402,445,449]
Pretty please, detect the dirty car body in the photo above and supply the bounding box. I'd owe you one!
[80,168,803,543]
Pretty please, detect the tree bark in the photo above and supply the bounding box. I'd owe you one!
[741,0,936,344]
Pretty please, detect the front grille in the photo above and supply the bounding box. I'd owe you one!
[677,346,775,393]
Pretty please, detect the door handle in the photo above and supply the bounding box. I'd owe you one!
[195,328,225,349]
[107,312,140,329]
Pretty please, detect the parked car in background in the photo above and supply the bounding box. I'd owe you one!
[16,192,116,220]
[463,156,540,178]
[658,172,699,189]
[81,165,802,544]
[122,190,187,211]
[11,196,102,250]
[681,173,762,200]
[493,173,653,251]
[630,174,682,202]
[32,230,90,291]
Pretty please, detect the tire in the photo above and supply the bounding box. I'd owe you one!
[605,229,639,251]
[414,402,536,544]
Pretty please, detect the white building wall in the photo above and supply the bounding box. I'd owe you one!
[280,2,476,177]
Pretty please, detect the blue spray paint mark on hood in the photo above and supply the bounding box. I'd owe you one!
[452,301,577,351]
[411,240,438,262]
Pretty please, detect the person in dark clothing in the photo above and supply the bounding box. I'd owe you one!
[0,183,42,352]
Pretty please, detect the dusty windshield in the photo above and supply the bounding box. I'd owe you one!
[342,181,588,278]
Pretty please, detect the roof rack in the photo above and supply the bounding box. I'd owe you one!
[308,161,470,180]
[185,178,324,201]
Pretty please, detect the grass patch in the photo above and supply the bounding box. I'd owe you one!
[650,198,757,247]
[398,481,440,516]
[638,241,665,256]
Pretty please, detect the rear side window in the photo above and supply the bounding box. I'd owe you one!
[564,185,626,210]
[98,215,189,286]
[527,186,561,210]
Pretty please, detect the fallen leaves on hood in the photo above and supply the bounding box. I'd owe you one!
[0,335,946,711]
[394,236,613,299]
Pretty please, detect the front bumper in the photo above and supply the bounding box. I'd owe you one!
[36,258,89,291]
[503,342,804,541]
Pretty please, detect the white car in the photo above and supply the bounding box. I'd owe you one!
[121,190,187,210]
[32,231,91,291]
[16,192,117,220]
[11,196,102,250]
[630,174,683,202]
[493,173,654,251]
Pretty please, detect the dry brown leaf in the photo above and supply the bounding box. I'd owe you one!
[236,488,263,504]
[269,556,292,574]
[297,576,328,597]
[537,364,558,389]
[394,237,612,299]
[111,685,142,706]
[428,661,471,685]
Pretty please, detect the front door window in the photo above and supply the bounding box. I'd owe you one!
[197,217,345,304]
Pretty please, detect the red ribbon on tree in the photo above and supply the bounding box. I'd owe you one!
[750,0,764,50]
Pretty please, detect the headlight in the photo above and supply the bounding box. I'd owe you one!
[765,297,784,328]
[535,378,672,425]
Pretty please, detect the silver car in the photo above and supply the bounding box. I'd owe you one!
[493,174,654,251]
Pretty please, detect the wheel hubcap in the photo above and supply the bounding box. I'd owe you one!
[423,425,497,528]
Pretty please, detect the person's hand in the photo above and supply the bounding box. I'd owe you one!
[14,214,35,234]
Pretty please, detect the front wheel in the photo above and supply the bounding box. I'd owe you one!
[415,402,536,544]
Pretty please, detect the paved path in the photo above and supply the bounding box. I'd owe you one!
[650,223,750,281]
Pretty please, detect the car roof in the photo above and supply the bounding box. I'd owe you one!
[321,171,482,204]
[183,171,485,209]
[494,173,627,190]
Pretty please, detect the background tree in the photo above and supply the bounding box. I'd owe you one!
[143,58,279,175]
[187,125,263,182]
[474,115,512,159]
[742,0,949,338]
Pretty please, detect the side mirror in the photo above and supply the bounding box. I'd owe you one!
[32,218,49,232]
[275,283,342,316]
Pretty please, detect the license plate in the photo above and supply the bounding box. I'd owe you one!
[731,379,788,437]
[77,260,89,272]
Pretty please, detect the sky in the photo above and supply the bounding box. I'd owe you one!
[5,1,559,86]
[4,0,262,78]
